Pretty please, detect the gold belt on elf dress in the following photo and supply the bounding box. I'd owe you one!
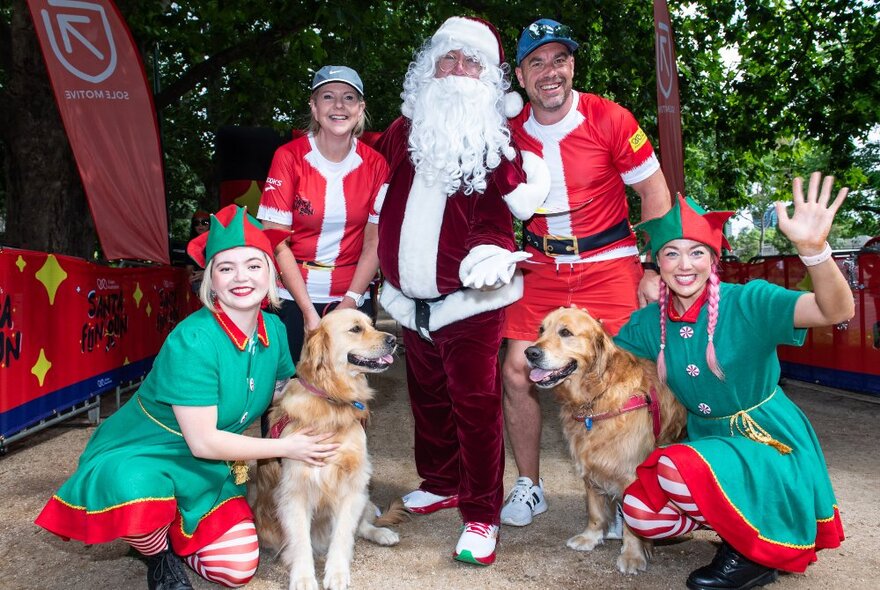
[697,388,792,455]
[136,394,250,484]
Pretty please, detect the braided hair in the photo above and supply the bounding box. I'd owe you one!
[656,259,725,383]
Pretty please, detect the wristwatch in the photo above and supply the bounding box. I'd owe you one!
[345,290,365,307]
[641,261,659,273]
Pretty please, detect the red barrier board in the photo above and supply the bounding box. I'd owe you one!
[0,248,200,439]
[720,252,880,395]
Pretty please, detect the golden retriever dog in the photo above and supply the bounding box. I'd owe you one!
[250,309,401,590]
[525,306,686,574]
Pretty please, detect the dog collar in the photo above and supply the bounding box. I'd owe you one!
[574,388,661,439]
[297,376,366,411]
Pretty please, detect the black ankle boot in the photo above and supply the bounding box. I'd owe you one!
[686,542,779,590]
[145,548,193,590]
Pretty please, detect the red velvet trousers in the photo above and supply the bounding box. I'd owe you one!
[401,309,505,524]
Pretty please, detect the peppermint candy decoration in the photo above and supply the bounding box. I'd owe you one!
[686,364,700,377]
[679,326,694,339]
[698,403,711,415]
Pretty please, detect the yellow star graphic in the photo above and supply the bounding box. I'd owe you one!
[34,255,68,305]
[233,180,263,217]
[146,302,152,317]
[31,348,52,387]
[15,255,26,272]
[133,283,143,308]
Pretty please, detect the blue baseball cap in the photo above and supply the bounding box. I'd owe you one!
[311,65,364,97]
[516,19,579,65]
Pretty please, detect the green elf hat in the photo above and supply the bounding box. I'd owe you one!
[636,193,734,259]
[186,204,290,268]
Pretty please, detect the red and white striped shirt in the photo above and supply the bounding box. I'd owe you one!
[510,91,660,263]
[258,135,388,302]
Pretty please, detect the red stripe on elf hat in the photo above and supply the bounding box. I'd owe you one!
[186,204,290,268]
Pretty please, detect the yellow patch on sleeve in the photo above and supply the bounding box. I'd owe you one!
[629,128,648,152]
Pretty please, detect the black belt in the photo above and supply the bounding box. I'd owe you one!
[413,294,449,344]
[523,218,631,257]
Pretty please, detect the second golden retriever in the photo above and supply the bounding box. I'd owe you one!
[525,306,686,574]
[250,309,399,590]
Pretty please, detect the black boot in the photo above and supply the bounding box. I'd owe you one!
[686,542,779,590]
[145,547,193,590]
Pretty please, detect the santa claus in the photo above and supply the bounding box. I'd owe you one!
[374,16,549,566]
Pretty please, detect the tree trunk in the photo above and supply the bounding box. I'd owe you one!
[4,0,95,259]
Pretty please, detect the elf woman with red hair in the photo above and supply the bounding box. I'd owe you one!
[36,205,338,590]
[615,173,852,590]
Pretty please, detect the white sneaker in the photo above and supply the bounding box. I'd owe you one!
[454,522,499,566]
[605,503,625,540]
[500,476,547,527]
[401,490,459,514]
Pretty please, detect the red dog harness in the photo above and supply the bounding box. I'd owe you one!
[573,387,662,440]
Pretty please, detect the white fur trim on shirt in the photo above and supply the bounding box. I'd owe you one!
[397,173,447,299]
[380,274,523,333]
[502,151,550,220]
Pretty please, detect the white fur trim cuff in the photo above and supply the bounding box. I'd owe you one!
[380,276,523,333]
[503,151,551,220]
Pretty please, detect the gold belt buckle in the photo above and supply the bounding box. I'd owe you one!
[301,260,334,271]
[543,235,579,257]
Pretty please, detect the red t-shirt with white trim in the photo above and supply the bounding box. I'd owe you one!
[509,91,660,263]
[257,135,389,302]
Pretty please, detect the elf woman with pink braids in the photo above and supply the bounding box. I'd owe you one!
[615,172,852,590]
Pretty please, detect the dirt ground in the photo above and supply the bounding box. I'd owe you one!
[2,316,879,590]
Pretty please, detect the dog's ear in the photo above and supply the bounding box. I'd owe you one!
[299,325,327,379]
[589,328,616,378]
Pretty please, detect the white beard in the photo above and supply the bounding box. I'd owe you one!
[408,75,511,196]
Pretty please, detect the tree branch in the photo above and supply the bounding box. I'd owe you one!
[154,22,308,110]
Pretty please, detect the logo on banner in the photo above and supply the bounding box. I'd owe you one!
[40,0,117,84]
[1,294,23,368]
[81,280,128,353]
[656,21,675,101]
[156,282,181,335]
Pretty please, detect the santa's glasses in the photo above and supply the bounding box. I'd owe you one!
[525,22,574,41]
[436,52,483,76]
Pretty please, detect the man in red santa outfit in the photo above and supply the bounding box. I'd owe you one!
[375,16,549,566]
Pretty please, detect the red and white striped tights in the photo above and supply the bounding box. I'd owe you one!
[623,454,707,539]
[122,519,260,587]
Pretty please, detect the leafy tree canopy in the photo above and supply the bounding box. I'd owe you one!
[1,0,877,256]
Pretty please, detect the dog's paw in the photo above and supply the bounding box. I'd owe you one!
[616,550,648,575]
[566,529,604,552]
[289,575,320,590]
[322,568,351,590]
[363,525,399,546]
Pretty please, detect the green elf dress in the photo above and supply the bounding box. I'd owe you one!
[615,278,844,573]
[35,306,294,555]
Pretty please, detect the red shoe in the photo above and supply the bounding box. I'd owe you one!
[401,490,459,514]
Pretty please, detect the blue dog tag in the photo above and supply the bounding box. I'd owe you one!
[352,401,365,411]
[584,417,593,430]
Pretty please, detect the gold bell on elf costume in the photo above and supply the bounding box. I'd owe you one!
[636,193,734,259]
[186,204,290,269]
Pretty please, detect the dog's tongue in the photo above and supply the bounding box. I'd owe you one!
[529,368,553,382]
[380,354,394,364]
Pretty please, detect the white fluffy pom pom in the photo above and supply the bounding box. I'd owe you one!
[503,91,524,118]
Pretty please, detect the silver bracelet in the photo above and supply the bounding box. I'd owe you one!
[798,242,832,267]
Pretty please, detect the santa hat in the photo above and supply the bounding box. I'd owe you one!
[636,193,733,258]
[186,204,290,269]
[431,16,524,118]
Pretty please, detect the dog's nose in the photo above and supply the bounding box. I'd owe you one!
[384,334,397,347]
[524,346,542,362]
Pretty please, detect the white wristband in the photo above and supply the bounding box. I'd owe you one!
[345,290,365,306]
[798,242,832,267]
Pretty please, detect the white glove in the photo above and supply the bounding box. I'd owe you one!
[459,245,532,290]
[502,150,551,220]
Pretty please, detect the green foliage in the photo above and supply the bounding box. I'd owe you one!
[1,0,878,249]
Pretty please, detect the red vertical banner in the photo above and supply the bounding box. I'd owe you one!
[26,0,169,264]
[653,0,686,199]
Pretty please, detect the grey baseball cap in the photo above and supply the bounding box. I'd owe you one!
[311,65,364,97]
